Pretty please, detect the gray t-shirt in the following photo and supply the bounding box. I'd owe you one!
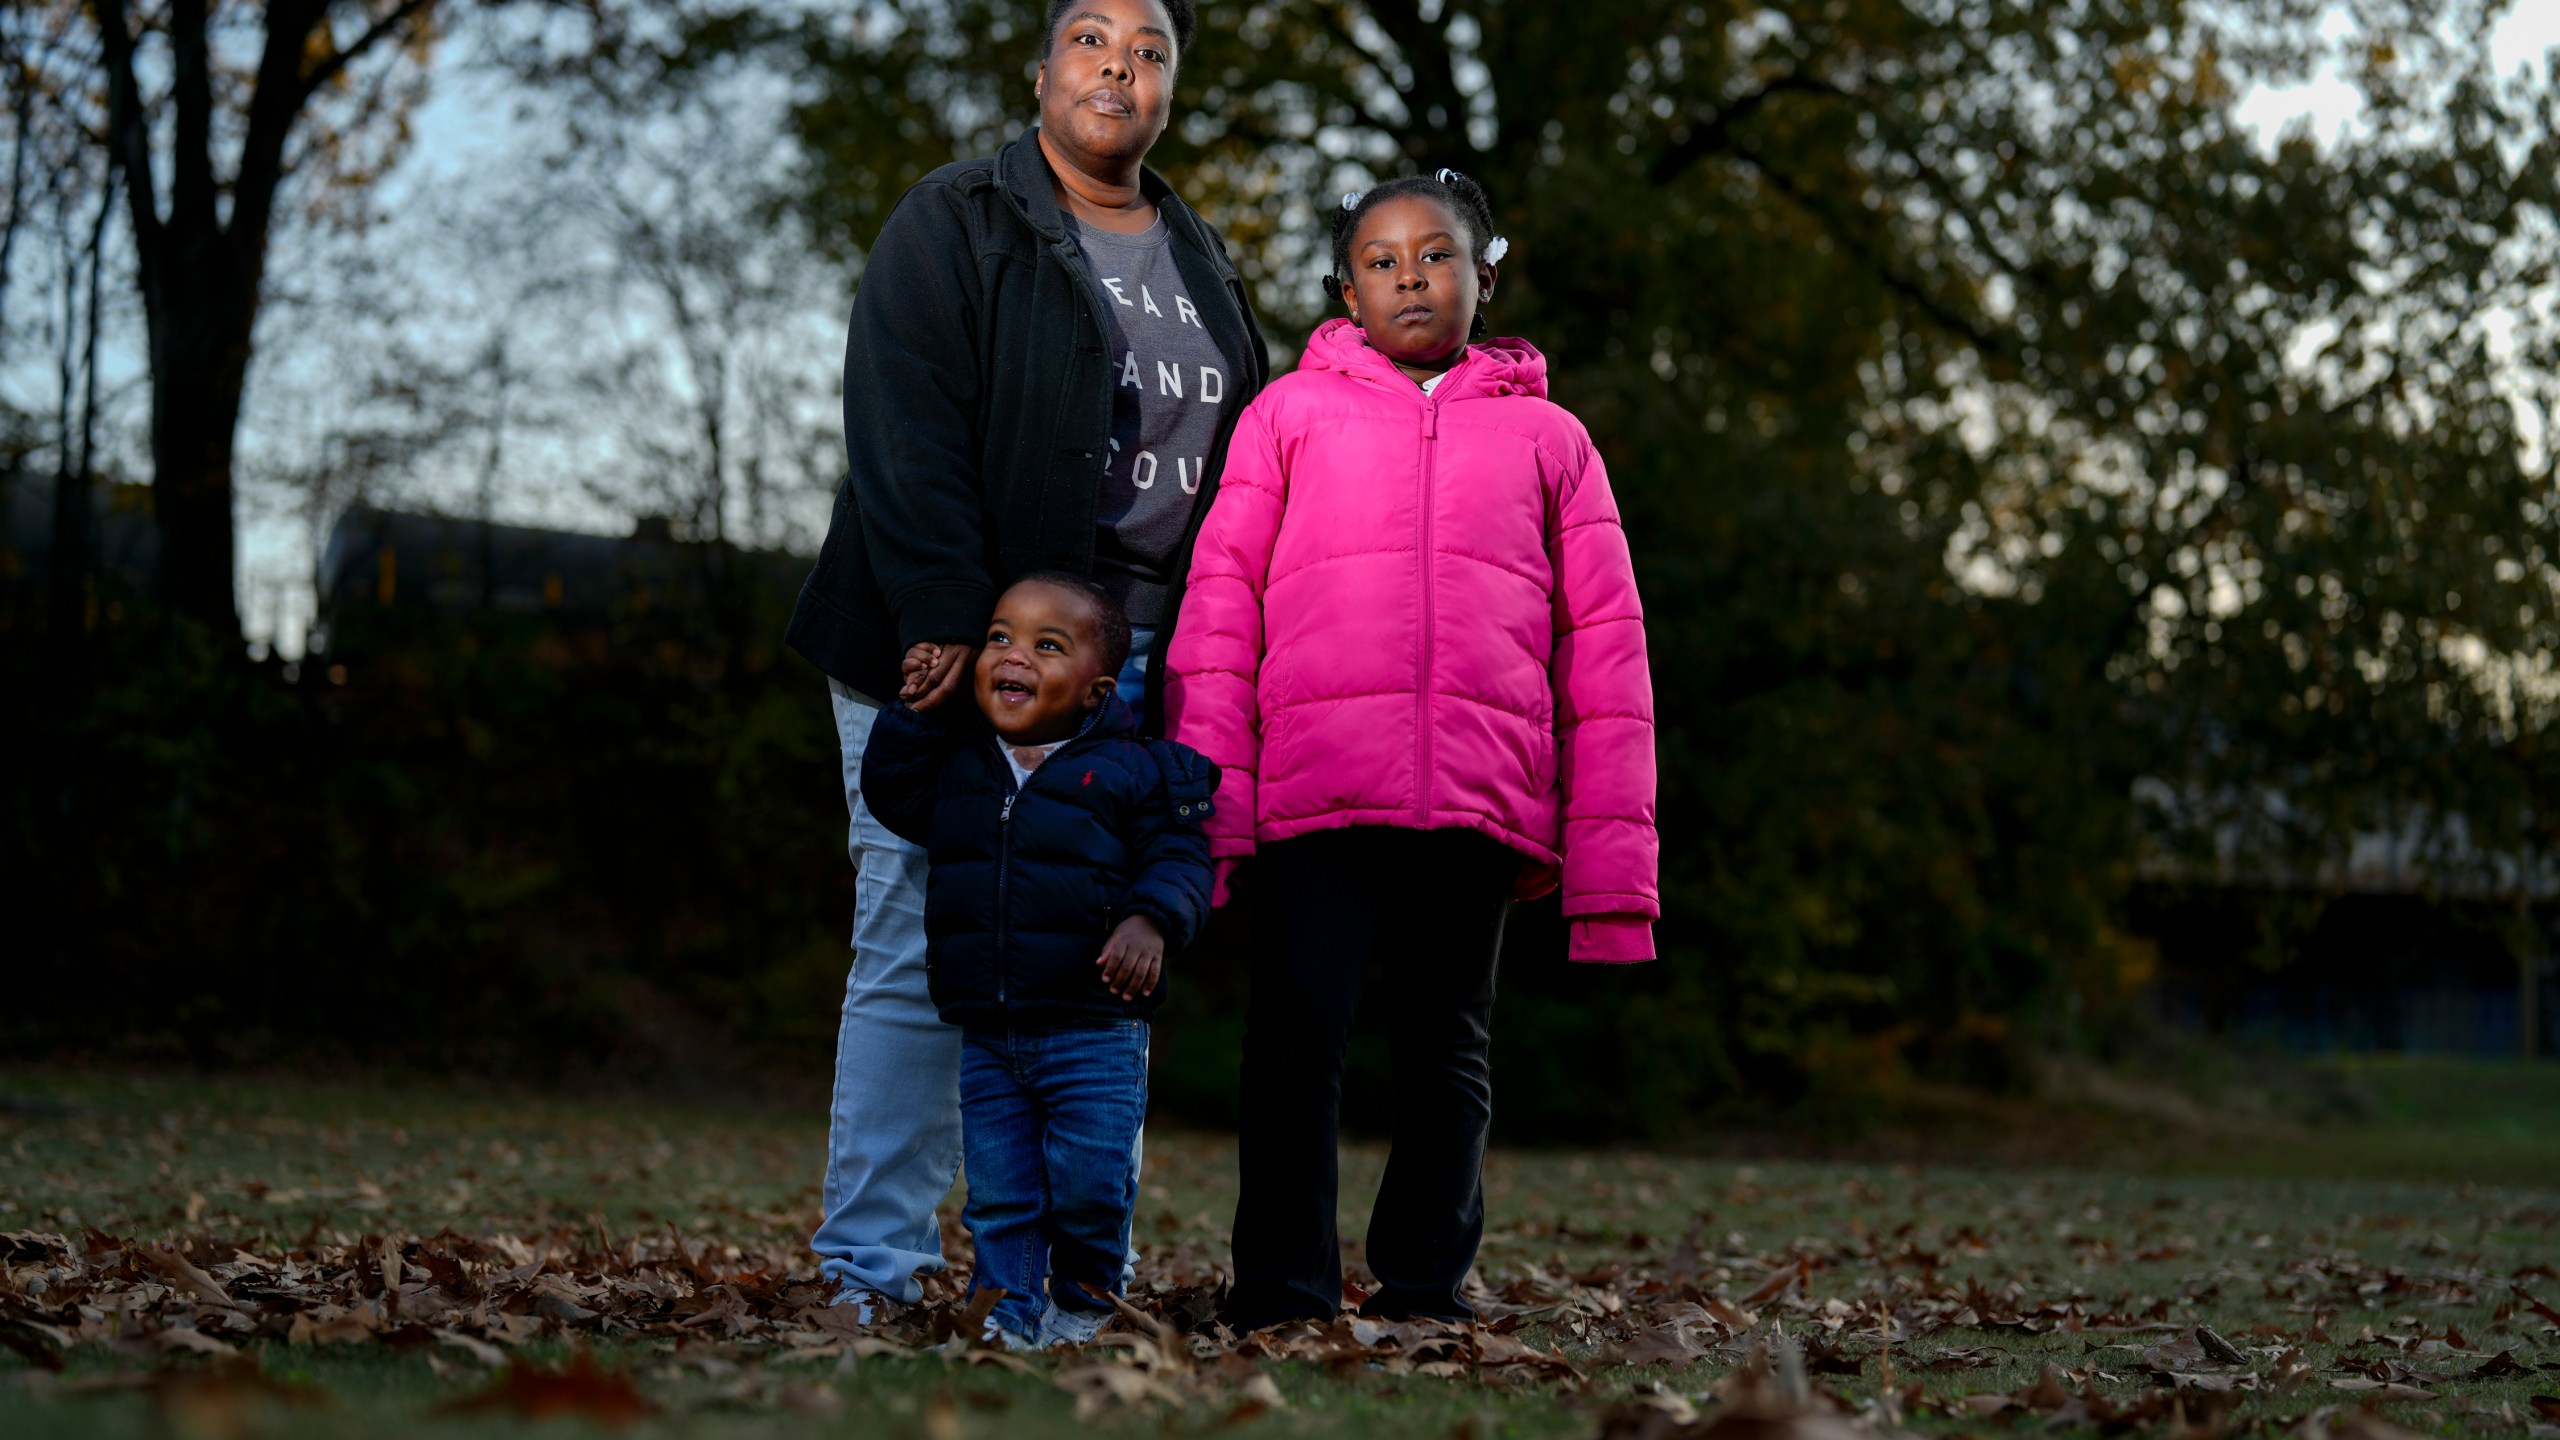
[1074,216,1236,626]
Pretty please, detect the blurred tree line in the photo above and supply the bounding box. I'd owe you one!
[4,0,2557,1132]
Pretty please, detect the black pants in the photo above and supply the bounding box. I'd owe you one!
[1227,826,1513,1329]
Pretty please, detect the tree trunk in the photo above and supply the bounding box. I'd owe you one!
[146,297,253,640]
[50,167,115,672]
[96,0,443,646]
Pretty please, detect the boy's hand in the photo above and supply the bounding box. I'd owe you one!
[1097,915,1165,1000]
[897,643,941,703]
[903,643,978,713]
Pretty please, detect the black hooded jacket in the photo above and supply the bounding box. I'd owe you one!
[785,127,1270,722]
[859,693,1220,1030]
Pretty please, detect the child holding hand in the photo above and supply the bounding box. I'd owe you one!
[863,572,1219,1349]
[1165,170,1657,1331]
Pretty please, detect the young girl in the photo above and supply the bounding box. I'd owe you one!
[1163,169,1657,1331]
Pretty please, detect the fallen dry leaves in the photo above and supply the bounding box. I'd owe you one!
[438,1349,658,1425]
[3,1187,2556,1436]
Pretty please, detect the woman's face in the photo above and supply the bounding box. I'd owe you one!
[1037,0,1178,172]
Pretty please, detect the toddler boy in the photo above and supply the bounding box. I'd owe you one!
[860,572,1217,1349]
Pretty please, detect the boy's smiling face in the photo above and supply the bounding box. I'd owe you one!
[975,580,1115,745]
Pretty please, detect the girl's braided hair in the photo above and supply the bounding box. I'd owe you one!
[1043,0,1197,55]
[1325,168,1507,309]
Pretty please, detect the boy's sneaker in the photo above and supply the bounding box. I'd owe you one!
[981,1314,1040,1353]
[1038,1303,1110,1348]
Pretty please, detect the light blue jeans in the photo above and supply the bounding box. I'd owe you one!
[812,626,1156,1303]
[814,682,962,1302]
[1117,624,1156,713]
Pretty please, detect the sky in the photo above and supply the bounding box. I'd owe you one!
[2234,3,2560,143]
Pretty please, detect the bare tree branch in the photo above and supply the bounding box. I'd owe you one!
[0,47,35,352]
[1726,137,2010,363]
[1359,0,1468,155]
[299,0,443,102]
[1310,1,1398,75]
[51,159,116,674]
[231,0,336,275]
[283,24,432,185]
[1649,71,1853,187]
[1302,3,1416,143]
[91,0,162,279]
[169,0,218,236]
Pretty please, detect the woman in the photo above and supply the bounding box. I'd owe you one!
[785,0,1268,1318]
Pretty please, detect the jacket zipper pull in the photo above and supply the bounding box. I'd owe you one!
[1422,400,1437,440]
[1001,794,1016,823]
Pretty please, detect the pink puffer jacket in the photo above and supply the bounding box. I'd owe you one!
[1165,319,1658,962]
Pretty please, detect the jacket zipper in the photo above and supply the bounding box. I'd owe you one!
[990,708,1112,1010]
[1416,391,1439,827]
[995,788,1016,1006]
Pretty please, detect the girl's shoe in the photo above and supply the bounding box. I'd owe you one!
[1037,1303,1110,1348]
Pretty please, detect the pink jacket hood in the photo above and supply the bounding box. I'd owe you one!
[1298,315,1552,398]
[1166,319,1659,962]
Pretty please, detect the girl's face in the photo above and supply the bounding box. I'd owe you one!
[1339,195,1497,380]
[1035,0,1178,173]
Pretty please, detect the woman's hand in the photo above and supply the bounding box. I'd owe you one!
[1097,914,1166,999]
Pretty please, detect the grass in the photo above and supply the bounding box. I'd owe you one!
[2142,1054,2560,1187]
[1,1060,2556,1438]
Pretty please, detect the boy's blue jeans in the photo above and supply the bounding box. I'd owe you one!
[813,629,1153,1306]
[960,1021,1150,1342]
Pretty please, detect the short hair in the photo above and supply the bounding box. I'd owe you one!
[1008,569,1134,680]
[1326,168,1501,309]
[1042,0,1197,57]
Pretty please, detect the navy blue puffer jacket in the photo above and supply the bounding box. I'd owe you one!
[859,694,1219,1028]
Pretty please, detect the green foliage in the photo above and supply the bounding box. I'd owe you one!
[701,0,2560,1116]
